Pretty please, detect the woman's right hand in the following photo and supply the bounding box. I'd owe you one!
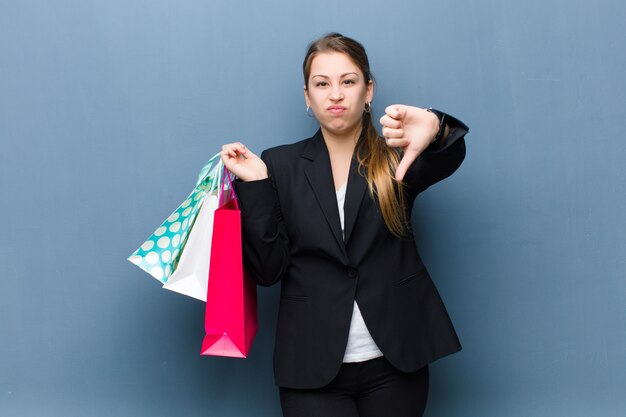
[220,142,268,182]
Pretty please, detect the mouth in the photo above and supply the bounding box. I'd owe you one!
[327,106,346,115]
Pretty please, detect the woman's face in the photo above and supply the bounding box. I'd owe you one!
[304,52,373,139]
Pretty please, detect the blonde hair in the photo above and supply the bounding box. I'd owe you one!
[303,33,410,237]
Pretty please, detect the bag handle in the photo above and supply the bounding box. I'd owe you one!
[219,166,239,210]
[196,153,221,187]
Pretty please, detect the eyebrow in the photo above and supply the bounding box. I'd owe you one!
[311,72,359,79]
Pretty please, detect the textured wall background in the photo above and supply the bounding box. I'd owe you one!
[1,0,625,415]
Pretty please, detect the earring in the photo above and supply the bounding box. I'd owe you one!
[364,102,371,113]
[306,105,314,118]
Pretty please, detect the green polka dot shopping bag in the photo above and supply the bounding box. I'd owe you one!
[128,153,224,300]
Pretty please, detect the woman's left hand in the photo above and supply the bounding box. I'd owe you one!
[379,105,440,182]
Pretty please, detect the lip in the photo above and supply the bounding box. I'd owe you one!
[327,106,346,115]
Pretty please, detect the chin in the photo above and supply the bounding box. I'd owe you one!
[323,120,359,135]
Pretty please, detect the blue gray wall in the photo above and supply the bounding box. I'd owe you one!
[2,0,625,416]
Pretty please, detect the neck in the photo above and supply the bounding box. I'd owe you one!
[321,125,362,157]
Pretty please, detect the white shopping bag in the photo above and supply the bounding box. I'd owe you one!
[162,191,219,301]
[160,160,228,301]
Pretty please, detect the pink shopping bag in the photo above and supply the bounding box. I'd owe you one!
[201,171,258,358]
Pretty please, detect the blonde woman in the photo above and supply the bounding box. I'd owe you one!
[221,33,469,417]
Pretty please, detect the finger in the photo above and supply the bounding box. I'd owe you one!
[240,147,259,159]
[221,143,247,158]
[395,148,421,182]
[385,104,407,120]
[222,142,246,152]
[220,149,236,166]
[232,145,258,160]
[382,127,404,139]
[384,138,410,148]
[223,148,239,159]
[221,148,245,172]
[379,114,402,129]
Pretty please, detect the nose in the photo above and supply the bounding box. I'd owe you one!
[329,85,343,101]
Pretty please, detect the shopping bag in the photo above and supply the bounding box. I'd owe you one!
[127,154,222,284]
[201,169,258,358]
[162,191,219,301]
[161,160,224,300]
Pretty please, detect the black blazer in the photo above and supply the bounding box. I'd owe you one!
[233,112,469,389]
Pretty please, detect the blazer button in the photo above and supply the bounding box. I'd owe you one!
[347,268,358,278]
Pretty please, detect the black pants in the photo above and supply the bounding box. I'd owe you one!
[279,356,429,417]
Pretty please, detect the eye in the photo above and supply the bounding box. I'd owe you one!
[315,81,328,87]
[343,79,356,85]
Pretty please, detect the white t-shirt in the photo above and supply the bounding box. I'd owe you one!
[335,183,384,363]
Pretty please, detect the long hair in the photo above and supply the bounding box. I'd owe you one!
[303,33,410,237]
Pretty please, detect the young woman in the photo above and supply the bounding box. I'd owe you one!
[221,33,469,417]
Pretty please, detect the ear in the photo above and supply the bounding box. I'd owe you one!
[303,85,311,107]
[366,79,374,103]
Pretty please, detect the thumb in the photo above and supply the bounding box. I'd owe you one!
[241,147,259,160]
[395,148,420,182]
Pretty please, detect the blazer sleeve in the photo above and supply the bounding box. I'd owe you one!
[402,110,469,196]
[232,150,290,287]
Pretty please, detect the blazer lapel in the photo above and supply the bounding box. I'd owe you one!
[302,130,348,259]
